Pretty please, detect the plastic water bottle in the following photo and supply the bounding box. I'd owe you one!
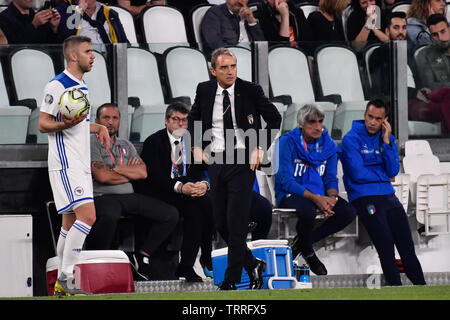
[299,264,310,283]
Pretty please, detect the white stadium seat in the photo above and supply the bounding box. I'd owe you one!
[127,47,167,141]
[141,5,189,54]
[10,48,55,144]
[268,46,336,134]
[315,45,368,139]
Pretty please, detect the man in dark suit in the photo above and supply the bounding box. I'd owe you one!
[137,102,215,282]
[200,0,265,58]
[188,47,281,290]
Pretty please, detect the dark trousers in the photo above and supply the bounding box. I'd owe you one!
[250,191,273,240]
[171,194,215,270]
[352,194,426,286]
[208,163,258,284]
[279,194,356,257]
[87,193,179,255]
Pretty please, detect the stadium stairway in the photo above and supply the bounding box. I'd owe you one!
[134,272,450,293]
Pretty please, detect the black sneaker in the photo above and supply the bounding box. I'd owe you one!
[305,253,327,275]
[130,252,151,281]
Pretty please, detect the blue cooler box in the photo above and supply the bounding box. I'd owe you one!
[212,240,298,290]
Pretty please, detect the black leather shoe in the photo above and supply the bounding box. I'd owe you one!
[305,253,327,275]
[218,281,236,290]
[175,266,203,283]
[248,258,266,289]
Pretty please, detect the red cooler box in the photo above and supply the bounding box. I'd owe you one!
[212,240,298,290]
[46,250,135,295]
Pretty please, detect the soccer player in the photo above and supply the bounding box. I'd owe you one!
[38,35,110,296]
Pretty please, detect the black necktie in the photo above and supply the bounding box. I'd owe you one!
[223,90,233,130]
[174,140,183,177]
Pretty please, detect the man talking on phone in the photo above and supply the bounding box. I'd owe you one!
[340,99,426,287]
[200,0,265,58]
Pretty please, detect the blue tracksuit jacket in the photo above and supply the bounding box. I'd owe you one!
[340,120,399,203]
[275,127,339,206]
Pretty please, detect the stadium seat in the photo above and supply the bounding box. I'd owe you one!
[141,5,189,54]
[0,60,31,144]
[127,47,167,142]
[341,4,353,43]
[401,140,450,235]
[109,6,138,45]
[391,2,411,13]
[363,43,381,89]
[10,48,55,144]
[163,46,210,105]
[415,173,450,236]
[298,3,318,19]
[83,51,111,108]
[190,4,212,51]
[227,45,252,82]
[391,173,410,212]
[447,3,450,23]
[268,46,336,134]
[315,44,368,139]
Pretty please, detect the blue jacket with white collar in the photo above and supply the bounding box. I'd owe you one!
[275,127,339,206]
[340,120,399,203]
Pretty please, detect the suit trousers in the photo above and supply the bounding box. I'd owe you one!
[171,194,215,269]
[208,162,258,284]
[87,193,179,255]
[352,194,426,286]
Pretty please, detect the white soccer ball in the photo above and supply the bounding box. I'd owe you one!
[59,88,90,120]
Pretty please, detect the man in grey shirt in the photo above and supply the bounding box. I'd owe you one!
[88,103,179,281]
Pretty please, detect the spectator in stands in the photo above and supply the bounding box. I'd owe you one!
[416,14,450,90]
[253,0,313,47]
[307,0,348,42]
[347,0,389,50]
[368,11,408,99]
[137,102,215,283]
[406,0,446,51]
[88,103,179,281]
[411,14,450,134]
[340,99,426,286]
[56,0,128,44]
[0,0,61,44]
[200,0,265,57]
[275,103,356,275]
[116,0,165,18]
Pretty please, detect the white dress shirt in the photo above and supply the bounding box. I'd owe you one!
[211,83,245,152]
[167,129,183,192]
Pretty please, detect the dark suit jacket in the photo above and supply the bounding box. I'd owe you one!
[188,78,281,158]
[135,128,207,203]
[200,3,265,57]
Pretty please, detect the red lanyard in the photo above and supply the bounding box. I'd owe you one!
[108,145,123,167]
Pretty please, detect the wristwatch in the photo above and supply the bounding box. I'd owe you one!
[201,180,211,191]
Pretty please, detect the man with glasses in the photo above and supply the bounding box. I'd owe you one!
[137,102,215,283]
[88,103,179,281]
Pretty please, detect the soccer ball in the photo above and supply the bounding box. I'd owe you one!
[59,88,90,120]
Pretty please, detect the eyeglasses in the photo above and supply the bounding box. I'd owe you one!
[170,116,188,124]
